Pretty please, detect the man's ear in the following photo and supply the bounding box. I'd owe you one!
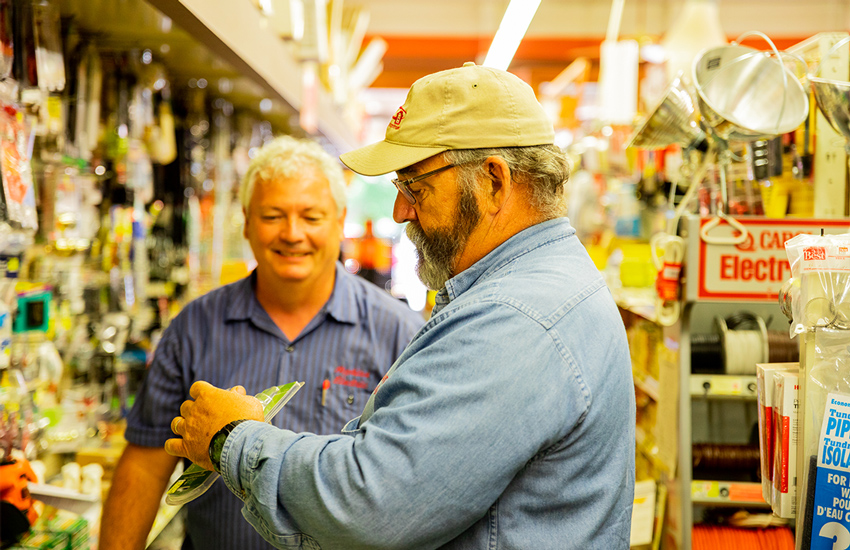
[242,207,250,239]
[483,156,513,213]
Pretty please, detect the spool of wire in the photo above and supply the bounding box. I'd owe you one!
[717,314,768,376]
[691,333,724,374]
[766,330,800,363]
[692,443,761,472]
[692,313,798,374]
[693,525,794,550]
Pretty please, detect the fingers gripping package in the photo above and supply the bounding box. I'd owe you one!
[165,382,304,505]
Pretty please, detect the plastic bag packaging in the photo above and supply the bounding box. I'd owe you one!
[784,234,850,338]
[165,381,304,505]
[31,0,64,92]
[796,329,850,548]
[0,104,37,230]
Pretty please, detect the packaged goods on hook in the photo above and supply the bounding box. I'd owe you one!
[757,362,799,507]
[0,103,37,231]
[794,330,850,548]
[772,370,799,519]
[785,234,850,337]
[31,0,65,92]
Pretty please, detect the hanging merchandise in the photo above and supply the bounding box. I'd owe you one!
[797,331,850,550]
[785,233,850,337]
[184,87,211,194]
[142,63,176,165]
[688,31,808,246]
[30,0,64,92]
[771,369,799,519]
[0,0,12,82]
[0,364,40,460]
[210,98,235,284]
[627,71,710,326]
[757,362,800,506]
[126,140,153,206]
[778,234,850,549]
[69,43,103,160]
[0,104,37,230]
[12,0,35,90]
[185,194,201,288]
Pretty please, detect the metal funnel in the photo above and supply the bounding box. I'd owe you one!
[693,44,809,141]
[810,76,850,146]
[627,73,707,150]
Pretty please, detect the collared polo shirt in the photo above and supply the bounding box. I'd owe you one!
[125,263,423,550]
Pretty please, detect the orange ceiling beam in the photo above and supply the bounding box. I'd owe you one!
[366,35,813,89]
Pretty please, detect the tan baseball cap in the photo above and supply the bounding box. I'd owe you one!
[340,62,555,176]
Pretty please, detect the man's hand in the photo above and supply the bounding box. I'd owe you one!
[165,382,264,470]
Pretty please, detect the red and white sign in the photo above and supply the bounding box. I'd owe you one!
[697,218,850,301]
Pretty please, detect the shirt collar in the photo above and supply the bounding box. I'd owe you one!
[442,218,575,303]
[225,272,259,322]
[324,263,359,325]
[224,263,358,326]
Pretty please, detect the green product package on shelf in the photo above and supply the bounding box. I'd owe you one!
[165,381,304,505]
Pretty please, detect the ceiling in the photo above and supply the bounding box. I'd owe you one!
[58,0,297,131]
[52,0,850,151]
[357,0,850,90]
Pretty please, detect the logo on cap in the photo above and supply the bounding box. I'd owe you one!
[388,106,406,130]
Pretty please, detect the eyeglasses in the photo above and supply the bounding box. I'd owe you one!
[391,163,459,205]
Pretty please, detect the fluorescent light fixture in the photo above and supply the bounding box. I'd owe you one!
[482,0,542,71]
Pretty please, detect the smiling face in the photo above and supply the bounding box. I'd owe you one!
[244,161,345,294]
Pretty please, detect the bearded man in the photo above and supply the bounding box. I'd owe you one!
[164,62,636,550]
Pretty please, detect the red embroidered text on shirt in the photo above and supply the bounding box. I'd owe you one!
[333,366,370,389]
[333,376,368,389]
[335,366,369,379]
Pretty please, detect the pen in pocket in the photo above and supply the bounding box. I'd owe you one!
[322,379,330,406]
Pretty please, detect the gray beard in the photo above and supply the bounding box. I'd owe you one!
[405,185,481,290]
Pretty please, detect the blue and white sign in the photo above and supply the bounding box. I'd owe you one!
[812,393,850,550]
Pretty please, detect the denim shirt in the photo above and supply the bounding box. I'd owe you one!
[220,218,636,550]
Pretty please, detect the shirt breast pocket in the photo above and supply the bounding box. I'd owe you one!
[320,367,376,428]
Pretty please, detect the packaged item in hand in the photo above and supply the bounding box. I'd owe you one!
[165,381,304,505]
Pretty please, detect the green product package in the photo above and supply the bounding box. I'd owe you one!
[165,381,304,505]
[12,531,64,550]
[43,514,87,550]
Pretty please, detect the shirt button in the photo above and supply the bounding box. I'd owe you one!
[347,395,354,405]
[286,346,294,352]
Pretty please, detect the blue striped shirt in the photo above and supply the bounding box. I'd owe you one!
[125,263,424,550]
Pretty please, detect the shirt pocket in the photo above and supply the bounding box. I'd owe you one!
[319,367,376,428]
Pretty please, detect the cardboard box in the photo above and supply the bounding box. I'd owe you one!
[772,370,800,518]
[756,362,798,505]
